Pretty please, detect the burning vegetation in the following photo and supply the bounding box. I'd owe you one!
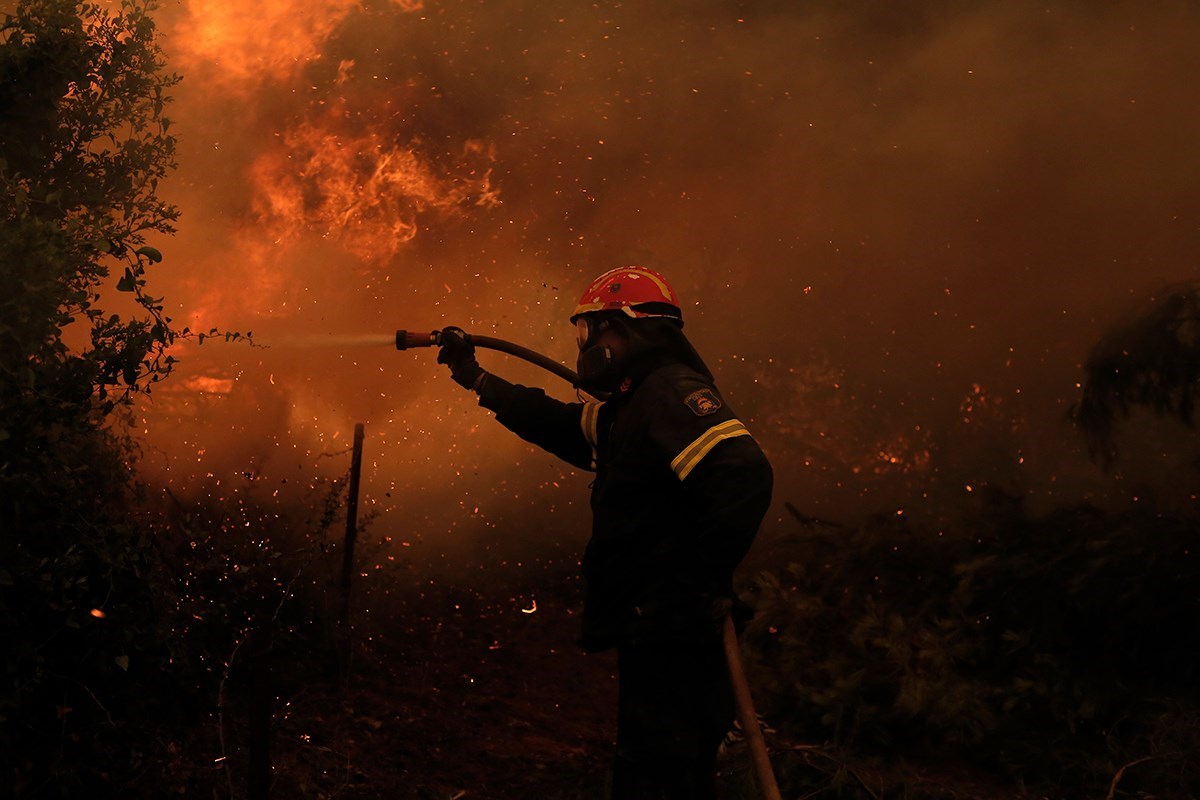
[247,104,500,264]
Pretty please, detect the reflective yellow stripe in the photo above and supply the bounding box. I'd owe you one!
[580,401,602,468]
[580,402,601,447]
[670,419,752,481]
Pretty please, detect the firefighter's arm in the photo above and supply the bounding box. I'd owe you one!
[677,434,773,586]
[645,373,772,587]
[436,326,597,471]
[475,372,599,472]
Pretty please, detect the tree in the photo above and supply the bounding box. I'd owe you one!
[1073,282,1200,466]
[0,0,180,432]
[0,1,184,791]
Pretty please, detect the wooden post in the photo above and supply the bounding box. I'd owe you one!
[340,423,365,624]
[722,616,781,800]
[246,627,273,800]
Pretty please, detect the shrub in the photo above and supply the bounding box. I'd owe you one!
[743,491,1200,792]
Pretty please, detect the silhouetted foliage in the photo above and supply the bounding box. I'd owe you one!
[743,491,1200,797]
[0,3,370,796]
[152,476,368,797]
[1073,282,1200,466]
[0,1,184,793]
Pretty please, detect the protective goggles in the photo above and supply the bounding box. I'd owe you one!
[574,316,612,351]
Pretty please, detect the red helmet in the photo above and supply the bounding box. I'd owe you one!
[570,266,683,323]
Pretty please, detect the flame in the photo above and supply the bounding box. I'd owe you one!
[161,0,501,331]
[172,0,425,93]
[184,376,236,394]
[247,103,499,264]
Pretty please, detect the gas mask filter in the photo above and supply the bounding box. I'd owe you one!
[574,315,622,393]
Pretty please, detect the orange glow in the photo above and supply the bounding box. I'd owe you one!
[172,0,425,92]
[183,376,236,394]
[131,0,1200,557]
[247,104,499,264]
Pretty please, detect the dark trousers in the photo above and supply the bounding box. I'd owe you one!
[612,639,735,800]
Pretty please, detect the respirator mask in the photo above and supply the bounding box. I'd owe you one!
[574,314,623,393]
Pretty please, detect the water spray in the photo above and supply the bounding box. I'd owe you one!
[396,326,782,800]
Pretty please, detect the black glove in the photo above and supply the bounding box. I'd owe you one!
[437,326,485,391]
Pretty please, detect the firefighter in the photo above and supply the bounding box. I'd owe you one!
[437,266,773,799]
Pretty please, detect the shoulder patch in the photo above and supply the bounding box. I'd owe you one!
[684,388,722,416]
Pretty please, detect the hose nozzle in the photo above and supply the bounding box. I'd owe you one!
[395,330,440,350]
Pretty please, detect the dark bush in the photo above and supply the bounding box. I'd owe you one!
[743,490,1200,793]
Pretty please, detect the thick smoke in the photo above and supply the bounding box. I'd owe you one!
[139,0,1200,565]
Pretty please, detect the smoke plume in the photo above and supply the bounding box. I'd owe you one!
[138,1,1200,565]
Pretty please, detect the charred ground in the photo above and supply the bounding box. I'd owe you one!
[18,476,1190,800]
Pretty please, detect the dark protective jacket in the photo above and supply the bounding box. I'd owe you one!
[477,354,773,651]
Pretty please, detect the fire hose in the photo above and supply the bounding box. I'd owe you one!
[396,329,583,390]
[397,328,782,800]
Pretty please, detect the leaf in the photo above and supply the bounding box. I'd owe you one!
[135,245,163,263]
[117,270,135,292]
[115,655,130,671]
